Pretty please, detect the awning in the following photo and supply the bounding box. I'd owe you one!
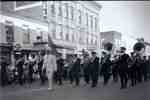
[0,43,13,48]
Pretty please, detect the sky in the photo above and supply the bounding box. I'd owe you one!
[97,1,150,53]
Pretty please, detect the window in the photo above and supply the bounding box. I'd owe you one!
[64,3,69,18]
[42,2,47,19]
[91,16,93,29]
[72,34,74,42]
[22,25,30,44]
[52,27,56,39]
[86,37,88,44]
[58,5,62,16]
[91,38,93,44]
[95,17,97,31]
[95,39,97,45]
[69,29,74,42]
[66,33,69,41]
[89,35,92,44]
[63,27,66,40]
[5,21,14,43]
[42,31,48,42]
[78,10,81,24]
[70,6,74,20]
[86,13,88,27]
[60,26,63,39]
[56,25,63,40]
[51,4,55,16]
[87,35,90,44]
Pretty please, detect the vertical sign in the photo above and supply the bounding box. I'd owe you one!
[5,22,14,43]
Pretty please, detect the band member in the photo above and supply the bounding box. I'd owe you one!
[142,56,148,81]
[118,47,130,89]
[83,52,91,85]
[38,52,45,85]
[111,54,119,82]
[43,49,57,90]
[68,56,74,84]
[28,54,35,84]
[100,51,111,85]
[148,56,150,80]
[56,54,64,85]
[128,52,137,87]
[16,54,25,86]
[71,54,81,86]
[90,51,99,88]
[133,42,146,83]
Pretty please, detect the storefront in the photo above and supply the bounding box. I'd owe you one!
[55,45,76,60]
[0,43,13,64]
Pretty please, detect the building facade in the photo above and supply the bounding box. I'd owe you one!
[0,1,101,62]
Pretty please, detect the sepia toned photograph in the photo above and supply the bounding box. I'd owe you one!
[0,1,150,100]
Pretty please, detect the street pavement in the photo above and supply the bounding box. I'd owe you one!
[1,79,150,100]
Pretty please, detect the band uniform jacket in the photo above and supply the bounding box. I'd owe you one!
[118,54,130,71]
[90,57,100,73]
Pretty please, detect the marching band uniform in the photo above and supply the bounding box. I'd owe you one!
[118,47,130,89]
[100,52,111,85]
[90,52,99,87]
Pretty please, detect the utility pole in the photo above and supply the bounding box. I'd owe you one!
[42,1,57,53]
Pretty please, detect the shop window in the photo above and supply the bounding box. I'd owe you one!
[51,4,55,16]
[86,13,89,27]
[78,10,81,24]
[95,17,97,32]
[72,34,74,42]
[91,15,93,29]
[58,5,62,16]
[64,3,69,18]
[22,25,30,44]
[52,28,56,39]
[60,27,63,40]
[86,37,88,44]
[70,6,74,20]
[66,33,69,41]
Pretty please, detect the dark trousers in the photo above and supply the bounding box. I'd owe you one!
[129,67,137,86]
[1,72,8,86]
[56,71,63,85]
[91,71,99,87]
[28,71,33,83]
[18,72,23,85]
[119,69,128,88]
[112,68,118,82]
[63,68,68,80]
[136,67,143,83]
[72,73,80,86]
[103,73,110,85]
[143,67,148,81]
[39,69,46,84]
[84,68,90,84]
[69,70,73,84]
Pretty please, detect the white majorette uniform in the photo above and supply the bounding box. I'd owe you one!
[43,54,57,90]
